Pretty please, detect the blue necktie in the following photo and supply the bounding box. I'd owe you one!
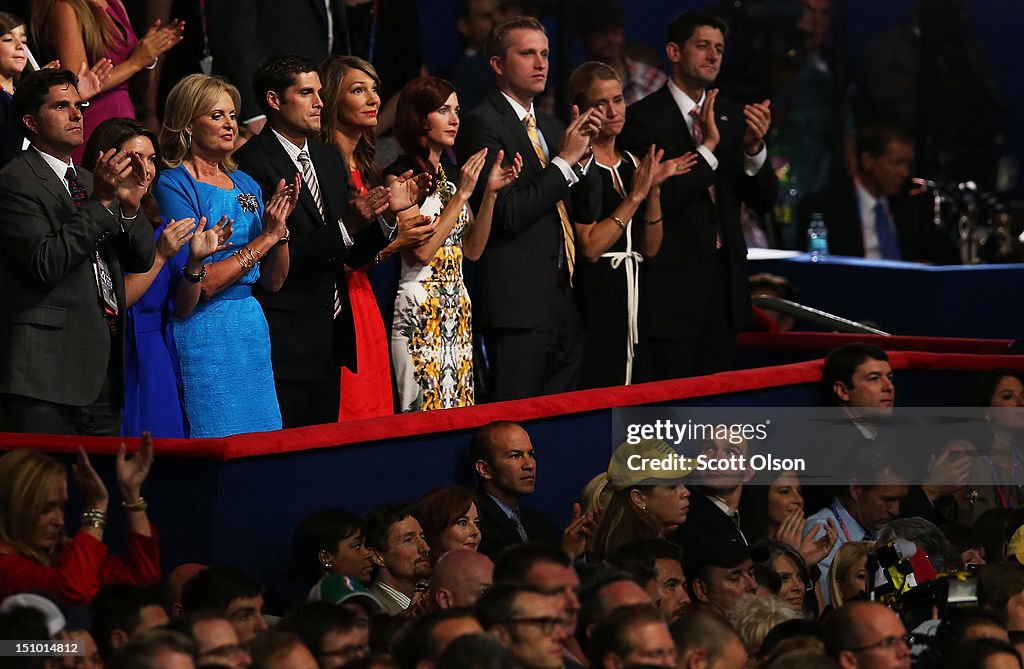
[874,201,901,260]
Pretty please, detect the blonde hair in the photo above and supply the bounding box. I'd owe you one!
[159,74,241,172]
[319,55,382,187]
[580,473,613,517]
[0,450,67,566]
[827,541,873,607]
[32,0,117,66]
[728,594,801,653]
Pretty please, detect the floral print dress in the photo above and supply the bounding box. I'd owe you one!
[390,161,473,411]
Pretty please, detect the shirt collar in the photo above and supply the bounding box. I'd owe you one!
[499,90,535,123]
[33,145,75,183]
[487,493,519,520]
[854,176,883,215]
[667,79,704,121]
[373,581,411,610]
[270,127,309,164]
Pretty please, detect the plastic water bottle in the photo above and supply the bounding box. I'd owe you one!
[807,213,829,262]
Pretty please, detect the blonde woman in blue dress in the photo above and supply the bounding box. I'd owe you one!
[386,76,521,411]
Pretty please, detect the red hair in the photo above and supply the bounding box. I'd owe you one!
[393,76,457,181]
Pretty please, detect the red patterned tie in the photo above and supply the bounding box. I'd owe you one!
[66,166,88,206]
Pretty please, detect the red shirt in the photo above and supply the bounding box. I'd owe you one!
[0,529,160,605]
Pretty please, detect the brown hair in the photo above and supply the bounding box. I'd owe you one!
[417,486,476,562]
[567,61,621,110]
[590,488,664,562]
[393,76,457,184]
[32,0,119,66]
[0,450,67,566]
[159,74,241,172]
[83,117,162,223]
[485,16,546,60]
[319,55,382,188]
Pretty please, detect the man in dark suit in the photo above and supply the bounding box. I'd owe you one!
[233,55,393,428]
[619,10,778,380]
[797,123,959,263]
[455,16,599,401]
[469,421,558,559]
[207,0,349,133]
[0,69,155,435]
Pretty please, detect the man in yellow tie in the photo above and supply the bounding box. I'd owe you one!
[456,16,600,401]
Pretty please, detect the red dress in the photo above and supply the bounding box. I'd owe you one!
[339,169,394,420]
[0,530,160,605]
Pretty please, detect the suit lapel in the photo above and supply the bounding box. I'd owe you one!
[24,150,76,218]
[490,91,541,174]
[261,131,324,226]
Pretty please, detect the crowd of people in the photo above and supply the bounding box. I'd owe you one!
[4,346,1024,669]
[0,0,982,439]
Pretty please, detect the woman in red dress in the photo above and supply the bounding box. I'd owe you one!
[319,55,429,420]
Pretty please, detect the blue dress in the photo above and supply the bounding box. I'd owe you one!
[154,165,282,438]
[122,220,187,438]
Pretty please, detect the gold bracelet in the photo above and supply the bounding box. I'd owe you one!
[612,216,626,230]
[233,249,253,272]
[122,498,148,512]
[81,509,107,529]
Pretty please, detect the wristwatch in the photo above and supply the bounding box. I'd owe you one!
[277,227,291,245]
[182,265,206,283]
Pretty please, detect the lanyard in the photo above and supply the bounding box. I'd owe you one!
[831,501,853,542]
[986,450,1020,509]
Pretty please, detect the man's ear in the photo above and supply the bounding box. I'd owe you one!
[475,459,493,481]
[490,624,512,645]
[489,55,504,78]
[369,548,386,568]
[834,381,851,404]
[848,483,863,502]
[434,587,453,610]
[266,90,282,113]
[684,649,708,669]
[665,42,681,64]
[691,578,711,604]
[605,653,625,669]
[21,114,37,136]
[838,649,859,669]
[110,628,129,651]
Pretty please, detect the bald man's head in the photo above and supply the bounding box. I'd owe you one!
[432,549,494,609]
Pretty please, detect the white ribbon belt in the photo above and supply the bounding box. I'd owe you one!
[599,249,643,385]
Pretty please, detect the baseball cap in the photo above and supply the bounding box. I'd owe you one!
[308,575,384,615]
[608,439,693,490]
[1,593,66,637]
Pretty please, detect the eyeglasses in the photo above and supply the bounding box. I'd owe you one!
[847,634,914,653]
[499,616,571,634]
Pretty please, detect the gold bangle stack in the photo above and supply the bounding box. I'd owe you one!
[81,509,107,530]
[122,498,148,512]
[233,246,264,272]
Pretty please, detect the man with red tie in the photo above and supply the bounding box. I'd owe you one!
[0,68,154,435]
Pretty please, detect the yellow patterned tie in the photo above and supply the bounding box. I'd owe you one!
[524,113,575,281]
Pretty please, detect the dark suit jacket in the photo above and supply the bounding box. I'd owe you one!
[208,0,348,120]
[455,89,587,330]
[668,488,746,553]
[618,85,778,337]
[0,150,154,406]
[796,180,958,263]
[476,491,556,560]
[233,129,388,380]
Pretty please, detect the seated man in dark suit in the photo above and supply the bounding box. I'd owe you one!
[0,68,155,435]
[669,435,754,552]
[797,122,958,263]
[470,421,598,562]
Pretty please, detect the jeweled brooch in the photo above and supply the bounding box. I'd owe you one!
[236,192,259,213]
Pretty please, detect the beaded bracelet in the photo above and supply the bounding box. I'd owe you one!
[81,509,107,530]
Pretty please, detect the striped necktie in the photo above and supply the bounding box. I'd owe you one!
[297,151,341,318]
[523,113,575,282]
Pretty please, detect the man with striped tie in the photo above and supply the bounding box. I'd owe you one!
[235,55,397,428]
[456,16,601,401]
[0,68,155,435]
